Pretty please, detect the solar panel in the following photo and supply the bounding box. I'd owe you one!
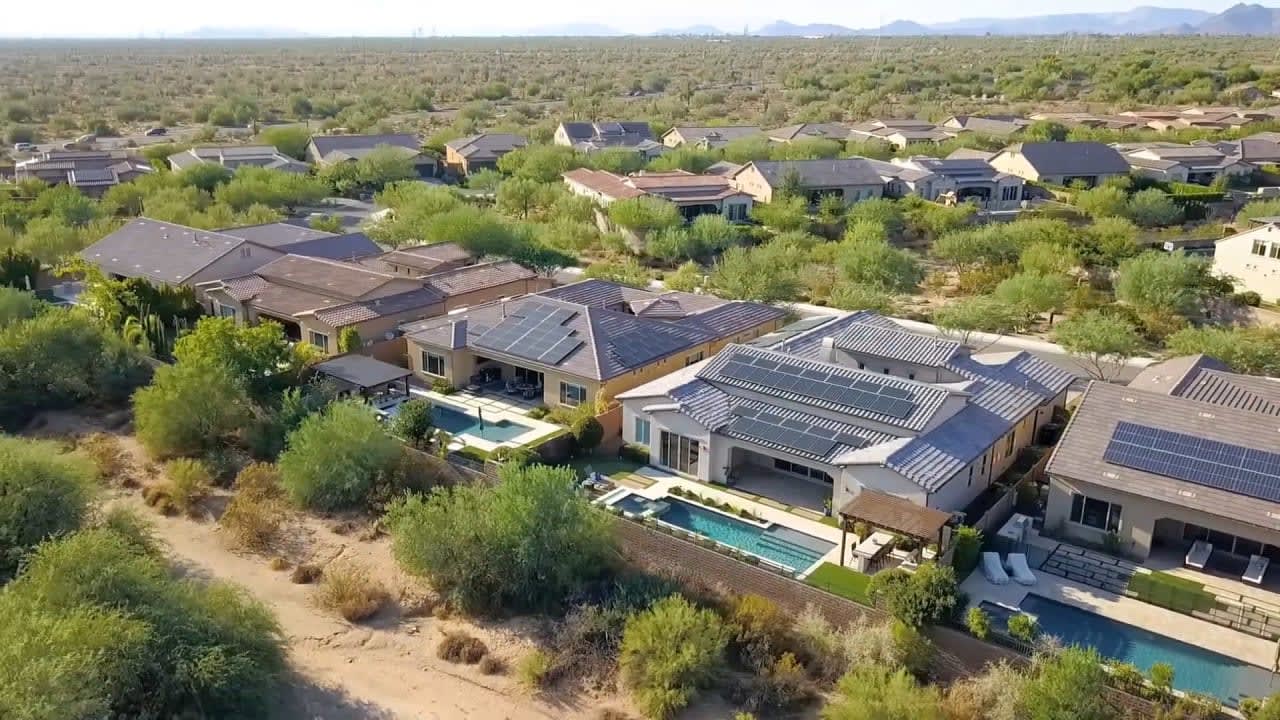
[539,337,583,364]
[719,353,918,420]
[1103,422,1280,503]
[725,417,837,459]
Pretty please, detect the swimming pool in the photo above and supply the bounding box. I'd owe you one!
[982,595,1277,706]
[609,493,834,574]
[431,404,532,442]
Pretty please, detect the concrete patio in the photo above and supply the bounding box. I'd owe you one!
[729,468,831,512]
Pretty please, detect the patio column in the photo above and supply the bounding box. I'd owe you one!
[839,518,847,567]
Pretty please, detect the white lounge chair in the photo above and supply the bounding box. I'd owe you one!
[983,552,1010,585]
[1186,540,1213,570]
[1005,553,1037,586]
[1245,555,1270,585]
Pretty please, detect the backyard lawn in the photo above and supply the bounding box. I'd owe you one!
[567,454,646,479]
[805,562,872,605]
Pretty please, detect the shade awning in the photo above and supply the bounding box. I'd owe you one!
[839,489,952,540]
[314,354,412,391]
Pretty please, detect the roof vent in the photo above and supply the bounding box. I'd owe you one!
[1198,411,1215,419]
[1122,396,1137,403]
[1178,489,1196,498]
[1102,471,1118,480]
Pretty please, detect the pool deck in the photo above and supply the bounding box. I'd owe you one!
[408,388,561,452]
[962,531,1279,670]
[622,468,861,578]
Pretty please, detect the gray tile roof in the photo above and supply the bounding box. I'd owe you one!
[310,133,422,160]
[832,321,963,367]
[765,123,851,142]
[445,133,528,161]
[278,233,382,261]
[80,218,247,284]
[1046,380,1280,531]
[312,287,444,328]
[218,222,335,248]
[771,310,898,359]
[1003,141,1130,177]
[696,344,954,432]
[422,260,535,296]
[665,126,762,147]
[1132,354,1280,415]
[540,278,656,307]
[377,243,472,272]
[256,255,408,299]
[559,121,653,144]
[744,159,885,189]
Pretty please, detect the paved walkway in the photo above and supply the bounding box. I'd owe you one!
[1040,544,1138,596]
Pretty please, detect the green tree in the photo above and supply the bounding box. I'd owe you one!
[847,197,905,236]
[497,145,582,182]
[0,249,41,290]
[866,563,958,628]
[308,214,344,233]
[391,398,434,448]
[337,327,362,353]
[0,288,43,328]
[1115,251,1211,317]
[0,436,94,580]
[385,463,614,614]
[835,236,923,293]
[172,316,307,400]
[1126,188,1183,228]
[709,244,802,303]
[750,194,810,232]
[354,145,419,190]
[993,272,1072,322]
[828,283,897,314]
[587,148,647,175]
[495,177,547,220]
[583,257,651,288]
[931,226,1020,270]
[933,295,1030,343]
[1074,186,1129,218]
[822,665,943,720]
[1023,121,1069,142]
[1053,310,1144,380]
[1018,647,1114,720]
[215,167,327,211]
[1249,694,1280,720]
[1019,241,1079,276]
[1085,217,1141,266]
[1237,198,1280,226]
[647,146,720,173]
[663,260,704,292]
[608,195,682,239]
[620,595,729,720]
[176,163,232,192]
[570,414,605,455]
[134,359,252,458]
[1166,326,1280,376]
[278,400,402,511]
[257,125,312,160]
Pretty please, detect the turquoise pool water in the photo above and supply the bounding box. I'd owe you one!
[431,405,532,442]
[610,494,834,573]
[986,595,1278,707]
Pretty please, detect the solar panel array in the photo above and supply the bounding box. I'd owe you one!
[1103,421,1280,503]
[609,329,690,367]
[717,352,916,419]
[724,405,868,458]
[473,301,584,365]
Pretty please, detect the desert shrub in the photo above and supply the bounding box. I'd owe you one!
[160,457,210,516]
[269,556,291,571]
[727,594,791,669]
[78,432,129,483]
[570,415,605,455]
[133,359,251,459]
[619,595,728,719]
[96,506,160,556]
[437,631,488,664]
[385,463,614,615]
[390,398,433,447]
[866,563,958,627]
[517,649,553,689]
[278,400,402,511]
[479,655,506,675]
[0,528,285,718]
[0,435,95,579]
[220,492,282,551]
[822,664,943,720]
[232,461,283,501]
[965,607,991,639]
[1007,613,1040,643]
[290,563,323,584]
[1018,647,1113,720]
[727,651,817,714]
[951,526,982,574]
[313,561,389,622]
[941,661,1024,720]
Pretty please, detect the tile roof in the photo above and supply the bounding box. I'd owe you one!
[276,233,382,261]
[743,159,885,189]
[311,287,444,328]
[1002,141,1130,177]
[831,321,964,367]
[559,121,653,143]
[1046,380,1280,531]
[1130,354,1280,415]
[422,260,535,296]
[80,218,247,284]
[218,222,335,248]
[255,255,409,300]
[771,310,898,359]
[540,278,656,307]
[378,242,472,272]
[310,133,422,161]
[765,123,850,141]
[665,126,762,147]
[445,133,528,161]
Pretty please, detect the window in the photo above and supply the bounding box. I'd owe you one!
[422,352,445,377]
[1004,431,1016,458]
[980,453,987,475]
[908,372,915,380]
[1069,493,1122,533]
[685,350,704,367]
[659,431,699,474]
[1001,185,1020,202]
[634,417,651,445]
[560,382,588,407]
[214,302,236,319]
[773,457,833,484]
[967,466,974,487]
[726,203,748,222]
[1271,244,1280,260]
[308,331,329,353]
[1254,240,1268,256]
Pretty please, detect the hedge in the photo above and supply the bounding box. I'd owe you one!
[1127,571,1215,614]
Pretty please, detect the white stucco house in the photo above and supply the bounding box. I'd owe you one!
[1213,219,1280,304]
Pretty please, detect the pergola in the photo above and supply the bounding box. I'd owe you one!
[838,489,953,568]
[313,354,412,407]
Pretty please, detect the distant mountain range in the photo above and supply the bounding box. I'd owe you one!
[652,3,1280,37]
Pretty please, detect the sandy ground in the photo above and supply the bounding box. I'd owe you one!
[28,411,671,720]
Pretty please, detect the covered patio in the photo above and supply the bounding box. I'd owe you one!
[314,354,412,411]
[838,490,953,573]
[725,446,834,512]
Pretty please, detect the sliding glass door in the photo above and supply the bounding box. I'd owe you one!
[659,431,699,475]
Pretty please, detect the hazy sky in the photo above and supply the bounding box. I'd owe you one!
[0,0,1235,37]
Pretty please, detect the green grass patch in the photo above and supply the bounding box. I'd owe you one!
[818,515,840,528]
[566,454,645,479]
[455,446,492,463]
[1127,571,1216,614]
[805,562,872,605]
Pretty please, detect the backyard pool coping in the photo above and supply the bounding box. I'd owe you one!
[406,388,562,451]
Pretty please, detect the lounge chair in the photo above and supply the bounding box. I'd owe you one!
[982,552,1010,585]
[1005,553,1037,586]
[1186,540,1213,570]
[504,379,520,394]
[1245,554,1270,585]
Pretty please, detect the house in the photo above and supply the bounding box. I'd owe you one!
[989,141,1130,188]
[617,311,1072,513]
[1028,112,1146,131]
[1212,219,1280,303]
[553,121,664,159]
[1198,137,1280,166]
[661,126,762,149]
[730,159,884,206]
[886,156,1025,210]
[847,119,950,149]
[1045,356,1280,565]
[1118,143,1255,185]
[563,168,753,221]
[306,133,436,177]
[940,115,1030,138]
[200,256,547,354]
[764,123,851,144]
[400,279,787,409]
[79,218,382,291]
[14,150,152,196]
[367,242,474,277]
[442,133,527,176]
[167,146,309,174]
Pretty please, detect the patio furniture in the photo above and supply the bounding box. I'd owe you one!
[522,384,541,400]
[1005,553,1037,586]
[1186,540,1213,570]
[983,552,1010,585]
[1245,554,1270,585]
[504,379,520,395]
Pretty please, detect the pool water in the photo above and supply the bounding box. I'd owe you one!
[988,595,1278,707]
[611,493,834,573]
[431,404,532,442]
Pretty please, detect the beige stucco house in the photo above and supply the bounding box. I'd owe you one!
[563,168,754,222]
[730,159,885,207]
[989,141,1130,187]
[1213,219,1280,304]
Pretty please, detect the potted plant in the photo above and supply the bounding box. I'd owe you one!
[853,521,871,542]
[823,498,832,517]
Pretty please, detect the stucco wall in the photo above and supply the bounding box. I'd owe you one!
[1214,223,1280,303]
